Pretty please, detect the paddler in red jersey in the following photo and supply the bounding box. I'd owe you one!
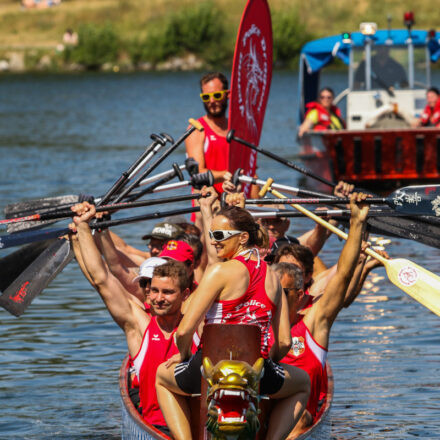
[298,87,345,137]
[69,202,199,436]
[413,87,440,128]
[185,72,231,195]
[271,192,370,438]
[156,191,311,440]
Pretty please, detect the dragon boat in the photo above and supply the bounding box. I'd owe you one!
[297,13,440,193]
[119,324,333,440]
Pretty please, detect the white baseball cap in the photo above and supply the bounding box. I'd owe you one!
[132,257,167,282]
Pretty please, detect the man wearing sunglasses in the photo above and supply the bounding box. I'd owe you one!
[185,72,231,195]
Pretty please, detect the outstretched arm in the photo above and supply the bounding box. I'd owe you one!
[306,193,369,347]
[70,203,145,355]
[97,229,144,302]
[199,186,221,266]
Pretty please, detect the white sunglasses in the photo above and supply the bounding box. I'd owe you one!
[209,229,243,242]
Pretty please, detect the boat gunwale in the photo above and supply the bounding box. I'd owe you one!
[119,354,334,439]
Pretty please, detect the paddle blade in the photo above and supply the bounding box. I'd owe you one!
[384,258,440,317]
[5,195,80,233]
[0,239,73,317]
[388,185,440,216]
[5,195,79,218]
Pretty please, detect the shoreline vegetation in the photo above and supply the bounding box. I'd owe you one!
[1,0,440,73]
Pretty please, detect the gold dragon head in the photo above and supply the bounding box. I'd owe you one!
[202,357,264,439]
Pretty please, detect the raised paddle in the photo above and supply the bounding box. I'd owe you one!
[112,118,204,203]
[244,184,440,216]
[259,177,440,317]
[236,172,440,250]
[0,193,209,226]
[0,192,211,250]
[0,204,202,317]
[0,239,73,317]
[227,129,336,188]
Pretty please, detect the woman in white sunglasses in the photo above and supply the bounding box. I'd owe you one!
[156,187,311,440]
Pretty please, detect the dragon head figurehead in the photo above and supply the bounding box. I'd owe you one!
[202,356,264,439]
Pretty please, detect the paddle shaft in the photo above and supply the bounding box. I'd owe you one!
[99,134,167,205]
[227,130,335,188]
[113,119,203,203]
[245,197,386,205]
[0,193,206,225]
[261,179,440,316]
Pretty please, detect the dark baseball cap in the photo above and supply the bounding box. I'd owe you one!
[142,222,184,241]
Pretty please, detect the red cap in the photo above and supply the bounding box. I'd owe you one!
[159,240,194,263]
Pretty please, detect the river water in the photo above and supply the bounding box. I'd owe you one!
[0,71,439,439]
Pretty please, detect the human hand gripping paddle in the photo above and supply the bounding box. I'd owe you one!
[259,177,440,317]
[0,120,204,316]
[228,136,440,249]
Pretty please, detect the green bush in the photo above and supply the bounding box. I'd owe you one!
[128,3,232,67]
[71,23,119,68]
[272,9,314,68]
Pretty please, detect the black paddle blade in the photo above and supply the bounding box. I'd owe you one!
[387,185,440,216]
[5,195,80,233]
[0,239,73,317]
[0,240,55,292]
[5,195,79,218]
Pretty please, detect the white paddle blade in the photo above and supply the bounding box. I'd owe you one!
[385,258,440,317]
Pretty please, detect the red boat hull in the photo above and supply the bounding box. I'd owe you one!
[299,128,440,193]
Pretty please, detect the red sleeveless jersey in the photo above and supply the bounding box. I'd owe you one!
[132,316,200,426]
[197,117,229,195]
[205,255,276,358]
[281,318,327,418]
[420,99,440,127]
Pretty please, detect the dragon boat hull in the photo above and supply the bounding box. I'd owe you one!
[119,355,334,440]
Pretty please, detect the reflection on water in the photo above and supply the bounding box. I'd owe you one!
[1,72,440,439]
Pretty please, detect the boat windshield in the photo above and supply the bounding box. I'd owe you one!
[351,45,428,91]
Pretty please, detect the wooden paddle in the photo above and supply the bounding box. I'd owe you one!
[259,178,440,317]
[229,136,440,249]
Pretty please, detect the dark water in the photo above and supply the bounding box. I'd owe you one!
[0,72,440,439]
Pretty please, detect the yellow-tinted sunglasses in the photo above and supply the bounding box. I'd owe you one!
[200,90,228,102]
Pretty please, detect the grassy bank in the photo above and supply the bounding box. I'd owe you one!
[1,0,439,71]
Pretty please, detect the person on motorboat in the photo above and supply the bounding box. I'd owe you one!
[69,202,199,436]
[298,87,346,137]
[354,46,408,91]
[414,87,440,128]
[155,192,311,440]
[272,192,370,436]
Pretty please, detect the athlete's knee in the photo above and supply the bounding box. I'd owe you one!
[156,362,168,387]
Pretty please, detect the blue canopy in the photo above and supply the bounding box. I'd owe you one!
[301,30,440,74]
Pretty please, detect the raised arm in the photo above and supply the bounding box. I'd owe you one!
[70,202,146,355]
[175,262,227,359]
[269,274,292,361]
[199,186,221,266]
[97,228,144,302]
[306,193,369,347]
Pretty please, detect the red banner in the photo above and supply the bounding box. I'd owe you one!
[228,0,273,196]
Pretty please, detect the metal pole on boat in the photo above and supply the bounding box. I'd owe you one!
[408,37,414,89]
[365,37,372,90]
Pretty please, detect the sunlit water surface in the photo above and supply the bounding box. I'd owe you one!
[0,71,439,439]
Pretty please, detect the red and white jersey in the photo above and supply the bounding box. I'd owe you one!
[205,255,276,358]
[132,316,200,426]
[197,117,229,195]
[281,318,327,418]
